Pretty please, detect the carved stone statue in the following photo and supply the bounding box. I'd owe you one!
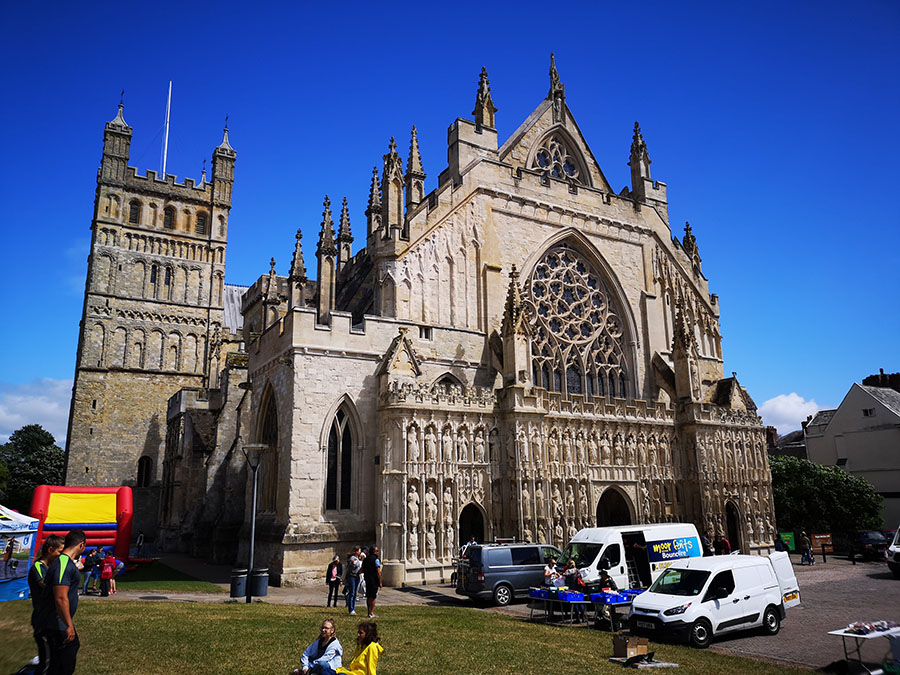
[443,485,453,525]
[425,485,438,524]
[548,432,559,463]
[535,482,546,522]
[565,484,575,516]
[531,431,542,465]
[457,431,469,464]
[554,521,564,546]
[600,432,611,465]
[562,433,572,464]
[568,521,578,540]
[588,433,599,465]
[522,484,532,520]
[426,526,436,559]
[442,428,453,463]
[626,434,636,465]
[517,429,528,463]
[407,483,420,527]
[408,427,420,463]
[575,433,586,465]
[474,429,486,463]
[578,483,588,517]
[444,524,454,557]
[408,529,418,559]
[523,524,534,543]
[552,484,564,521]
[425,426,437,462]
[614,433,624,464]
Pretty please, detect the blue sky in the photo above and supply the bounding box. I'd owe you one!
[1,1,898,444]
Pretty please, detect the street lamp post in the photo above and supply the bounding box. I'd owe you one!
[242,443,269,604]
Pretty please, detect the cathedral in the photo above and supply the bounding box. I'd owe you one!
[65,58,776,586]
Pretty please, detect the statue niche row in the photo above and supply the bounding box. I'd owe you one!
[517,426,677,468]
[406,481,456,561]
[406,425,488,465]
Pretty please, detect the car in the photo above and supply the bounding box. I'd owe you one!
[629,552,800,648]
[455,542,561,606]
[834,530,889,560]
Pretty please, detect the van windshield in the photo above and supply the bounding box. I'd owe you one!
[557,542,602,569]
[648,568,710,596]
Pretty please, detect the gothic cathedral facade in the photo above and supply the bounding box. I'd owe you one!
[67,60,775,586]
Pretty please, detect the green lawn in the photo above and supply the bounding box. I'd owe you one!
[113,561,225,593]
[0,600,804,675]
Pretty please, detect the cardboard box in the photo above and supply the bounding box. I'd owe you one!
[612,632,649,659]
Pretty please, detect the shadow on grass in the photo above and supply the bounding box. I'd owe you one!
[116,561,225,593]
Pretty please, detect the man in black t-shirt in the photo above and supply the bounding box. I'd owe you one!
[44,530,86,675]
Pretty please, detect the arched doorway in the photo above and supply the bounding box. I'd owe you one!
[458,503,485,546]
[596,488,632,526]
[725,502,742,553]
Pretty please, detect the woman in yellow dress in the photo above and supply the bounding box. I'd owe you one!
[337,622,383,675]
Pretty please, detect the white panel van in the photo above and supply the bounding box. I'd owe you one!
[629,552,801,648]
[556,523,702,590]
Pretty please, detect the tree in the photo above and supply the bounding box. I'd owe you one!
[770,454,883,533]
[0,424,65,513]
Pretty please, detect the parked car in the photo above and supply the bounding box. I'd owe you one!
[456,542,560,606]
[885,527,900,578]
[629,552,800,648]
[834,530,889,560]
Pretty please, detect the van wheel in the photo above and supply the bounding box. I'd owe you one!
[689,619,712,648]
[762,606,781,635]
[493,583,513,607]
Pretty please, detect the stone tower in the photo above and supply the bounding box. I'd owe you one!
[64,103,235,524]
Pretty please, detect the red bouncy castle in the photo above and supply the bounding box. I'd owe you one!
[30,486,133,561]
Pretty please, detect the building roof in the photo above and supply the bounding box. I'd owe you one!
[776,429,805,448]
[223,283,248,333]
[861,384,900,418]
[807,409,836,428]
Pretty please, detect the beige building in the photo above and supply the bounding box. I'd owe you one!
[805,378,900,527]
[67,60,776,585]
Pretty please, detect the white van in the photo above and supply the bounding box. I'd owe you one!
[887,526,900,578]
[556,523,702,590]
[629,552,801,648]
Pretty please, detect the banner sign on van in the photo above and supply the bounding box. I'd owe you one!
[647,537,701,563]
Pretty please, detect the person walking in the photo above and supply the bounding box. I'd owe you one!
[80,547,101,595]
[362,547,382,619]
[99,551,116,597]
[774,534,786,552]
[326,556,343,608]
[292,618,343,675]
[44,529,87,675]
[343,548,361,616]
[28,534,64,675]
[800,531,815,565]
[336,622,383,675]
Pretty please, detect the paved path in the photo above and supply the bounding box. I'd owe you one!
[102,553,899,670]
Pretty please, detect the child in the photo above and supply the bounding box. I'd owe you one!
[99,552,116,596]
[337,622,383,675]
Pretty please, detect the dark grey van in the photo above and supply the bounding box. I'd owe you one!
[455,543,561,606]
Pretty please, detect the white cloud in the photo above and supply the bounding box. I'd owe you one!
[759,393,820,436]
[0,379,72,447]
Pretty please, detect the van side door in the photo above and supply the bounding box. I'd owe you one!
[732,566,765,627]
[510,546,543,592]
[703,570,741,634]
[599,543,627,589]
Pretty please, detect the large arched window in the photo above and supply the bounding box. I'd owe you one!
[258,389,278,512]
[326,408,353,511]
[530,131,589,185]
[529,244,630,398]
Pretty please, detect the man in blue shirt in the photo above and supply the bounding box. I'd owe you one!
[292,618,343,675]
[44,529,86,675]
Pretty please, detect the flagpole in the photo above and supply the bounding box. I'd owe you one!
[162,80,172,176]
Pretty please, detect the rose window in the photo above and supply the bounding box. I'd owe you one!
[529,245,629,397]
[531,134,584,183]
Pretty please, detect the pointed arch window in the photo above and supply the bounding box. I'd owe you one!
[163,207,175,230]
[196,212,208,235]
[129,200,142,224]
[530,133,589,185]
[529,244,630,399]
[259,390,279,512]
[326,408,353,511]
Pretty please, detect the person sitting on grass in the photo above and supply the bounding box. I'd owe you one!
[292,618,343,675]
[336,621,383,675]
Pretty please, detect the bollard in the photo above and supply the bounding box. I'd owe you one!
[821,544,827,564]
[850,544,856,565]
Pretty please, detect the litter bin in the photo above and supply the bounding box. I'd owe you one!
[249,568,269,597]
[230,568,248,598]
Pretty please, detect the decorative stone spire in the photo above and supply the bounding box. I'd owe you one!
[215,116,235,156]
[628,121,652,202]
[316,195,338,256]
[500,265,534,387]
[671,300,696,355]
[473,67,497,129]
[101,98,133,184]
[405,126,426,208]
[336,197,354,271]
[107,101,130,132]
[548,52,566,122]
[382,138,405,239]
[366,167,382,240]
[672,299,700,401]
[501,265,531,337]
[289,229,307,283]
[264,257,279,304]
[682,221,697,256]
[212,116,236,206]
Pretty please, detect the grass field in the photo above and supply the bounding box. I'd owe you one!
[0,599,805,675]
[114,561,225,593]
